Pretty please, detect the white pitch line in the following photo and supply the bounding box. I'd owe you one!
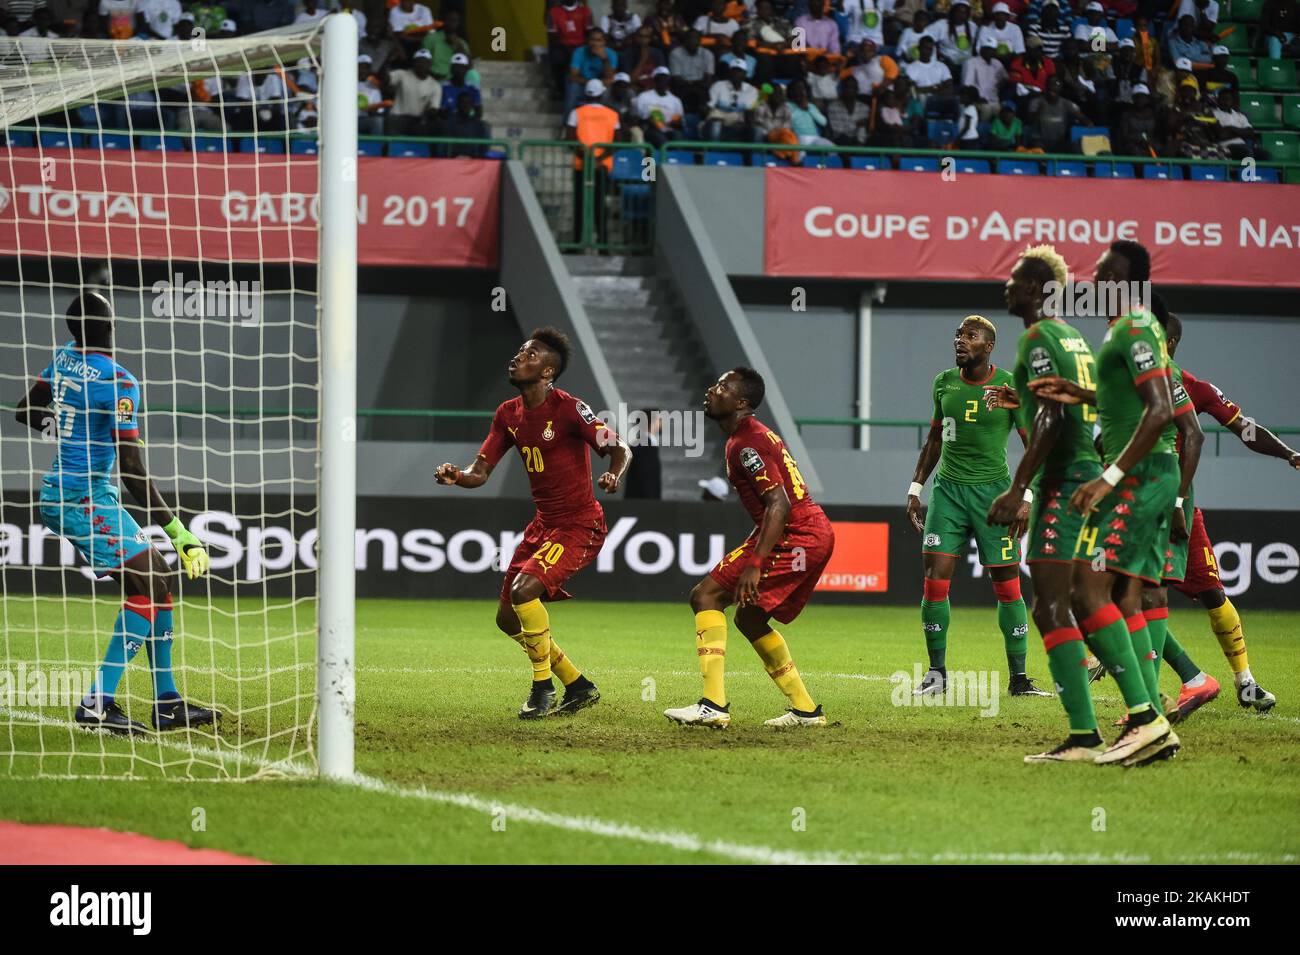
[4,708,1296,865]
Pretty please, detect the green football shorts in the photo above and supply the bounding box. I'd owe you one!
[923,476,1022,567]
[1026,460,1103,565]
[1072,453,1180,584]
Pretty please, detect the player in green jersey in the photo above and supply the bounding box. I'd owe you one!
[1038,305,1281,721]
[906,315,1049,699]
[1065,240,1182,767]
[983,245,1114,762]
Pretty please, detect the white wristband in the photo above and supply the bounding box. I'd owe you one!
[908,482,924,499]
[1102,464,1125,487]
[1022,488,1033,503]
[1175,496,1185,509]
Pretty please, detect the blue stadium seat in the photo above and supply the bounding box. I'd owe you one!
[1069,125,1094,145]
[900,156,940,172]
[956,158,990,174]
[1143,163,1183,180]
[1114,18,1135,39]
[664,148,696,165]
[38,131,78,148]
[1100,162,1135,178]
[1187,164,1228,181]
[620,183,652,222]
[388,140,429,158]
[847,154,890,170]
[703,150,745,167]
[1049,160,1087,177]
[611,149,645,181]
[997,159,1040,175]
[140,134,186,152]
[289,138,319,155]
[357,139,383,156]
[803,152,839,168]
[1248,166,1281,182]
[484,148,507,160]
[85,133,131,150]
[4,130,35,147]
[193,136,227,153]
[926,119,958,144]
[760,154,793,167]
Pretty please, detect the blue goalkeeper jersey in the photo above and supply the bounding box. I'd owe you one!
[37,342,141,498]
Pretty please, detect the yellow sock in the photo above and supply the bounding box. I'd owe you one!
[549,640,581,685]
[1208,599,1248,675]
[752,629,815,712]
[513,598,552,681]
[695,610,728,707]
[509,629,581,684]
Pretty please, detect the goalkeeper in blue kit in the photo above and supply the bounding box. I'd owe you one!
[12,292,218,733]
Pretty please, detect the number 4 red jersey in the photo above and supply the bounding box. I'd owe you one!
[724,416,822,528]
[477,387,617,523]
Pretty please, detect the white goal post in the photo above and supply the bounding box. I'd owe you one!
[0,17,356,780]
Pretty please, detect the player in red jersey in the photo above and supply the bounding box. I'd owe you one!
[664,367,834,729]
[435,328,631,720]
[1157,316,1288,713]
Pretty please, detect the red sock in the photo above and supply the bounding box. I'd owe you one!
[923,578,951,602]
[990,577,1022,603]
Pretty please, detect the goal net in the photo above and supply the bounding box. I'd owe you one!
[0,20,355,780]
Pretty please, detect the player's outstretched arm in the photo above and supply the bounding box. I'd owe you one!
[990,397,1063,530]
[1029,376,1094,406]
[1171,407,1203,542]
[435,456,495,489]
[12,380,53,434]
[1227,413,1300,469]
[595,433,632,493]
[1071,376,1173,515]
[737,485,791,608]
[906,421,944,533]
[117,436,209,580]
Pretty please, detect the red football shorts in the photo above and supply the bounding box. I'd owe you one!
[1174,506,1223,599]
[710,507,835,624]
[500,512,608,602]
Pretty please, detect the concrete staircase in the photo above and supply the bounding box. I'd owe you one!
[476,59,575,241]
[478,60,565,146]
[566,255,723,501]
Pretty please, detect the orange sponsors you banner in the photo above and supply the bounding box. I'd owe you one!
[817,521,889,593]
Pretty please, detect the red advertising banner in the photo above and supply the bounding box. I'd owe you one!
[765,168,1300,287]
[0,149,500,268]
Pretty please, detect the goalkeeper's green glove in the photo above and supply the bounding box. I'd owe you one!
[163,517,209,580]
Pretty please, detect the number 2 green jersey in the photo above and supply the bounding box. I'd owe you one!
[1095,309,1176,462]
[931,365,1021,485]
[1012,318,1102,482]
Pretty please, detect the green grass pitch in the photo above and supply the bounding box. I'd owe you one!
[1,597,1297,864]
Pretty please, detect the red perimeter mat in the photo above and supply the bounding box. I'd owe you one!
[0,822,268,864]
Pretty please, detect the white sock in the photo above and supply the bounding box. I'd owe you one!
[1184,671,1207,689]
[1235,668,1254,688]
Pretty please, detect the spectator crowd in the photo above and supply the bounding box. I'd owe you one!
[0,0,492,154]
[549,0,1300,162]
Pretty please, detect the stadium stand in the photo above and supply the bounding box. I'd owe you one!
[0,1,1291,171]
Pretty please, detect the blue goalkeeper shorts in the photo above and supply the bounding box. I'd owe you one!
[39,480,151,574]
